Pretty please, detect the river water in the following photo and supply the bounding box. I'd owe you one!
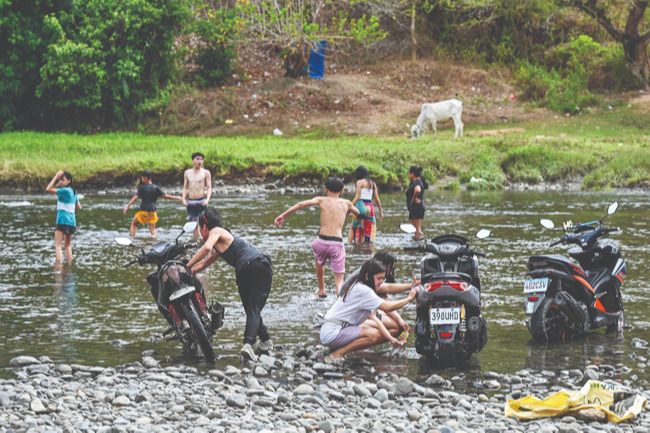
[1,189,649,389]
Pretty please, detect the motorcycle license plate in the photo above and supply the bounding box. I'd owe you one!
[524,278,548,293]
[429,307,461,325]
[169,286,196,301]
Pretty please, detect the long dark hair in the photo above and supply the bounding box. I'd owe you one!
[355,165,377,191]
[409,166,428,190]
[61,171,76,195]
[342,259,385,301]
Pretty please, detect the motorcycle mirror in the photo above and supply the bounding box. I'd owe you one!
[400,223,417,234]
[607,201,619,215]
[476,229,491,239]
[540,219,555,229]
[115,237,133,247]
[183,221,198,233]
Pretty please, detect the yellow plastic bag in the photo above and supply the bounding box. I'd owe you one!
[505,380,647,423]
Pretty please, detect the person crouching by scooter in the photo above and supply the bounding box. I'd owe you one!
[186,209,274,362]
[320,259,417,363]
[339,250,418,340]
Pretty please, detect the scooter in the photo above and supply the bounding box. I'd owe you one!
[115,221,224,362]
[402,224,491,363]
[524,202,626,343]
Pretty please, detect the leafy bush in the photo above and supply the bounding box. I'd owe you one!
[186,6,240,88]
[1,0,189,130]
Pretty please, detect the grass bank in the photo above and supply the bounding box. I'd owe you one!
[1,105,648,191]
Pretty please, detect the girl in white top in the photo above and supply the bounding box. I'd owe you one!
[349,166,383,244]
[320,259,417,362]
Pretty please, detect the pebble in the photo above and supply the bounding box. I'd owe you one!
[3,354,649,432]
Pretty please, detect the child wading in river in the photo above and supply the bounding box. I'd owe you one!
[46,170,81,263]
[123,170,182,237]
[274,176,359,298]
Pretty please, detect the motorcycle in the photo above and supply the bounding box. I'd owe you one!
[401,224,491,363]
[115,221,224,362]
[524,201,626,343]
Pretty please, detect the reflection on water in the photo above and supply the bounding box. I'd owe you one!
[0,190,649,387]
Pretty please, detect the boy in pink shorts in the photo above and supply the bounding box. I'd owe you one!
[275,177,360,298]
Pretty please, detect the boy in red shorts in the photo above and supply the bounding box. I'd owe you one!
[275,177,360,298]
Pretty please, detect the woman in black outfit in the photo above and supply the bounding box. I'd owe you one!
[405,166,428,239]
[186,209,273,362]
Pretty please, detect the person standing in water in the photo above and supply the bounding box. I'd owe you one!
[46,170,81,263]
[274,177,360,298]
[123,170,182,237]
[405,166,428,240]
[186,209,274,362]
[182,152,212,237]
[349,165,383,244]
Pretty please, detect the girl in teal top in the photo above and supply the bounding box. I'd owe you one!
[46,171,81,263]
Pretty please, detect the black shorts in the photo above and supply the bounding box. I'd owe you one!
[408,205,425,221]
[55,224,77,235]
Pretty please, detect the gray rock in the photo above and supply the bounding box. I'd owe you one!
[112,396,131,406]
[10,356,40,367]
[226,394,247,409]
[395,377,415,396]
[30,398,47,414]
[584,369,599,381]
[426,374,447,387]
[294,384,315,395]
[407,409,423,421]
[353,384,372,397]
[374,388,389,402]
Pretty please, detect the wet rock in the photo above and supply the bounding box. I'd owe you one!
[584,369,599,381]
[10,356,40,367]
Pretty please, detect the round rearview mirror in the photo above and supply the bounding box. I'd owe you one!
[400,223,417,234]
[183,221,198,233]
[476,229,491,239]
[540,219,555,229]
[608,201,618,215]
[115,237,133,246]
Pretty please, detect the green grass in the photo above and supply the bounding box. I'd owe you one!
[1,102,648,190]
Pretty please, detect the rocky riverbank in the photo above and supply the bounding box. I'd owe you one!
[3,345,650,433]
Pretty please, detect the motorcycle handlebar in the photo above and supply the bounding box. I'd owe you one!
[123,259,137,268]
[549,239,563,247]
[473,251,487,258]
[404,246,424,252]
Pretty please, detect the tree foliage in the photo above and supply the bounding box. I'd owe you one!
[1,0,188,130]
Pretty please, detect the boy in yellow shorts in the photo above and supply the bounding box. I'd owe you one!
[124,170,182,237]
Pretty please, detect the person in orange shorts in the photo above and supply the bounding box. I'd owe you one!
[123,170,182,237]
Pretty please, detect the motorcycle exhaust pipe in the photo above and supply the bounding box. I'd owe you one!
[554,292,589,332]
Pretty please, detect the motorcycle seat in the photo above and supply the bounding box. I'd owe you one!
[422,271,473,284]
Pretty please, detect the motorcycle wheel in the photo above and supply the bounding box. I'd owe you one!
[530,296,566,343]
[607,309,625,334]
[180,299,216,363]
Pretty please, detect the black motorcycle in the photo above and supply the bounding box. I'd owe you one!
[115,222,224,362]
[524,202,626,343]
[402,224,491,363]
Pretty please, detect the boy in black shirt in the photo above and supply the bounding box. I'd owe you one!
[124,170,182,237]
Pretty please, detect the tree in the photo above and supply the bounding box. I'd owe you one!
[561,0,650,89]
[236,0,404,71]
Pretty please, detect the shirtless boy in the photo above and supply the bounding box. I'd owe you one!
[275,177,360,297]
[182,152,212,236]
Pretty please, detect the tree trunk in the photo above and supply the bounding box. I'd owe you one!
[566,0,650,90]
[624,35,650,90]
[410,0,417,62]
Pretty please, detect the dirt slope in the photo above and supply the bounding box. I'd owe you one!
[155,51,643,138]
